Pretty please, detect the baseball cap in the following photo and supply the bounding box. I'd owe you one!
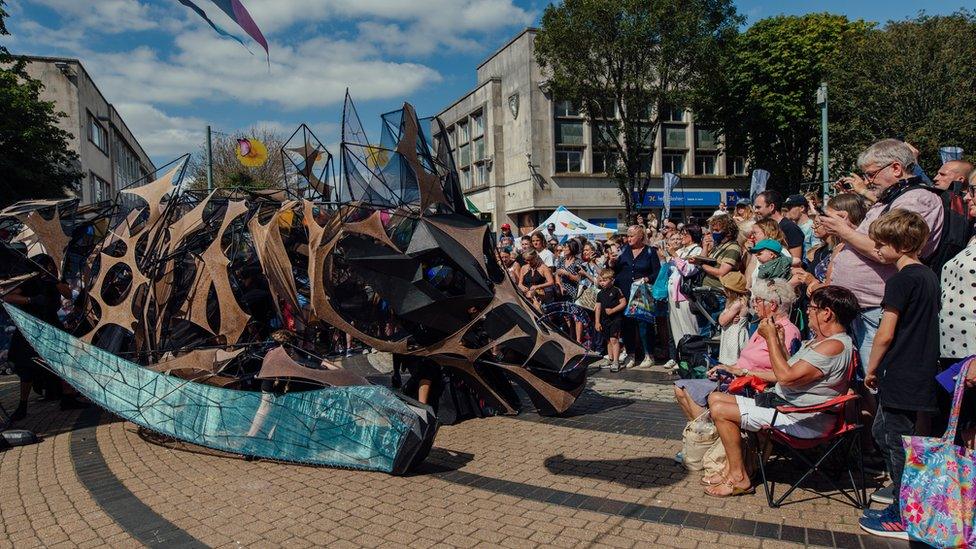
[734,199,751,208]
[749,238,783,254]
[784,194,808,208]
[501,223,511,230]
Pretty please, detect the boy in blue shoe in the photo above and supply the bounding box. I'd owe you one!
[858,210,941,540]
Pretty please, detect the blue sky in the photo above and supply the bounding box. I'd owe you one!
[3,0,969,167]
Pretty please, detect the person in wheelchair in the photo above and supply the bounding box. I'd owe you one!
[701,285,860,498]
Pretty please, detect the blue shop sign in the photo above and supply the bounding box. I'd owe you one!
[632,191,722,208]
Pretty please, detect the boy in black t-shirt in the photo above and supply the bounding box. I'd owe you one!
[595,269,626,372]
[860,209,940,540]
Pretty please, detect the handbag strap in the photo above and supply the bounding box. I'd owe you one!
[944,356,975,442]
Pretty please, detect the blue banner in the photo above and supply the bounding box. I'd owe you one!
[632,191,722,209]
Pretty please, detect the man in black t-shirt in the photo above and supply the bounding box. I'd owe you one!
[754,190,804,260]
[860,210,940,540]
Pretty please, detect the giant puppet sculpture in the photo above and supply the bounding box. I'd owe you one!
[0,95,596,474]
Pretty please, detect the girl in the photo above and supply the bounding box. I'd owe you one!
[717,272,750,365]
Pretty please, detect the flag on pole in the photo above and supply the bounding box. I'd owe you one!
[662,172,680,225]
[940,146,964,164]
[750,169,770,201]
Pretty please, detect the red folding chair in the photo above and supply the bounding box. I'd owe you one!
[753,354,867,508]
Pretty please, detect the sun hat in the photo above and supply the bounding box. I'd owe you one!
[720,272,747,294]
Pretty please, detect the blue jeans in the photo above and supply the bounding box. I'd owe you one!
[872,405,919,513]
[852,307,882,378]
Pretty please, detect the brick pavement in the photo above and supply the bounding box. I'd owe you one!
[0,362,910,548]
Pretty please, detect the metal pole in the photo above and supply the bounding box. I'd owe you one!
[817,83,829,196]
[206,125,214,191]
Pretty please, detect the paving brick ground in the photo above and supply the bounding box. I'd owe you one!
[0,358,909,548]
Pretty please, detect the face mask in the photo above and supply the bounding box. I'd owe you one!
[711,232,724,244]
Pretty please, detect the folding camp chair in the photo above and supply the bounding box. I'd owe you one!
[753,355,867,508]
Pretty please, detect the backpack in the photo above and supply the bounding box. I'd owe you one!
[676,335,714,379]
[881,180,969,276]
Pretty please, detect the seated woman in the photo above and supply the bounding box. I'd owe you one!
[674,278,802,422]
[703,285,859,497]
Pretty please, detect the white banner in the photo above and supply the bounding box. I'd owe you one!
[662,172,680,224]
[749,169,770,201]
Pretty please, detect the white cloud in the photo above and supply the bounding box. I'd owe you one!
[29,0,161,33]
[114,102,205,159]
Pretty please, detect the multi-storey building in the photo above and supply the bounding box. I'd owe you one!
[436,28,748,233]
[21,56,155,205]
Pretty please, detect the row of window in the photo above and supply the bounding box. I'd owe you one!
[555,146,745,177]
[553,100,686,123]
[446,109,490,190]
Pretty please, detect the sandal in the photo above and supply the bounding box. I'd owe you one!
[704,478,755,498]
[700,473,726,486]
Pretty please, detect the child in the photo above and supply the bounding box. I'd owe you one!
[859,209,941,540]
[717,272,749,365]
[750,238,792,281]
[595,269,626,372]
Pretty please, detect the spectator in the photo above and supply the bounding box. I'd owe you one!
[753,190,804,260]
[804,191,823,214]
[793,194,868,294]
[940,181,976,360]
[555,239,584,342]
[498,246,518,279]
[515,235,532,268]
[608,225,661,368]
[819,139,943,369]
[784,194,820,252]
[498,236,514,250]
[497,222,515,244]
[635,213,647,229]
[693,215,743,327]
[750,239,793,281]
[932,159,973,191]
[859,210,940,540]
[665,225,703,345]
[702,285,858,497]
[595,269,626,372]
[545,222,558,242]
[530,232,555,267]
[517,250,556,308]
[716,272,749,365]
[745,218,793,289]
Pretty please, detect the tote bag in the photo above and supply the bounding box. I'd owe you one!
[682,412,717,471]
[900,357,975,548]
[624,281,655,323]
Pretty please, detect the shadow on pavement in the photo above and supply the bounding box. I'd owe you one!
[543,453,687,488]
[549,389,635,418]
[409,447,475,476]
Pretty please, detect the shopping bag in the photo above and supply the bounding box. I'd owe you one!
[682,411,717,471]
[652,263,672,301]
[624,281,655,323]
[575,284,598,310]
[900,357,975,548]
[727,375,769,396]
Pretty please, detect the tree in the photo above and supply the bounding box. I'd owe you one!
[827,10,976,174]
[693,13,871,191]
[188,126,287,191]
[0,0,81,207]
[534,0,741,216]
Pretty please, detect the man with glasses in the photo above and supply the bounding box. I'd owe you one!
[819,138,944,370]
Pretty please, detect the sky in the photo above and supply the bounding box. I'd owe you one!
[2,0,971,168]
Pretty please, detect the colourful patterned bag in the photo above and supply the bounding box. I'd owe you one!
[900,357,975,548]
[624,281,655,323]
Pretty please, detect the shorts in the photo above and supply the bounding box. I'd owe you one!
[599,316,622,339]
[674,379,719,406]
[734,395,835,439]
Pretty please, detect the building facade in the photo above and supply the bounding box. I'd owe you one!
[435,29,748,234]
[22,56,155,205]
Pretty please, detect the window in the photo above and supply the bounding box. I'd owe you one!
[696,129,718,150]
[592,150,616,174]
[592,98,616,119]
[458,121,469,142]
[90,173,110,202]
[555,120,584,145]
[460,167,472,190]
[662,106,685,122]
[474,162,488,187]
[458,143,471,166]
[554,100,580,117]
[470,111,484,138]
[695,153,718,175]
[473,137,485,161]
[639,152,652,174]
[663,125,687,149]
[727,156,747,176]
[555,148,582,173]
[447,128,456,149]
[112,131,142,187]
[89,113,108,153]
[663,152,686,175]
[592,122,618,147]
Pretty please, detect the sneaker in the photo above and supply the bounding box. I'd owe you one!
[344,350,353,357]
[603,354,611,361]
[673,451,684,464]
[609,361,620,373]
[870,484,895,505]
[861,503,897,520]
[859,505,907,540]
[637,357,653,369]
[619,351,628,363]
[663,359,679,372]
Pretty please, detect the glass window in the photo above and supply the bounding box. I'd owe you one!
[447,128,455,149]
[663,152,686,175]
[458,121,469,142]
[695,153,718,175]
[727,156,747,176]
[460,167,472,190]
[471,111,484,138]
[89,113,107,153]
[555,148,582,173]
[475,162,488,187]
[458,143,471,166]
[593,98,616,119]
[592,122,618,147]
[555,120,584,145]
[472,137,485,161]
[592,150,616,174]
[663,125,687,149]
[554,100,580,117]
[696,129,718,150]
[91,173,109,202]
[662,106,685,122]
[638,152,652,174]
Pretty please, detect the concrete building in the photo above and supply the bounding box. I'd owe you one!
[22,56,155,205]
[435,28,748,234]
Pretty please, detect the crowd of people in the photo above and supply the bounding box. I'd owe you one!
[496,139,976,539]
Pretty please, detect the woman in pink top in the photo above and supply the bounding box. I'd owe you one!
[674,279,801,421]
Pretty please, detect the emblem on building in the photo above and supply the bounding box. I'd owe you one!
[508,93,520,119]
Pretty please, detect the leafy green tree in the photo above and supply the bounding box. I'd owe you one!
[827,10,976,174]
[188,126,286,191]
[693,13,871,191]
[0,0,81,207]
[534,0,741,215]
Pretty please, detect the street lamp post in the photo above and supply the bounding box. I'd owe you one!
[816,83,829,196]
[206,125,214,191]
